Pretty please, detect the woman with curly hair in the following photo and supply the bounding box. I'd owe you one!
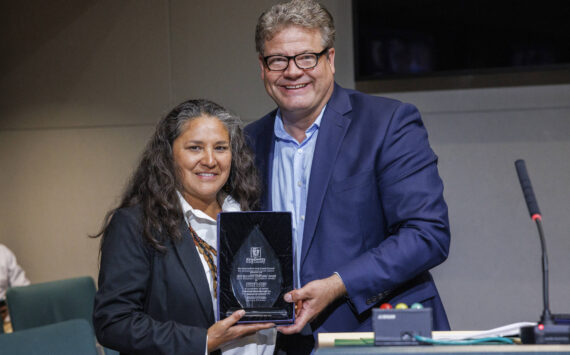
[93,99,276,354]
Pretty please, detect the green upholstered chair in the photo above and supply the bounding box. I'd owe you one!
[0,318,98,355]
[6,276,96,331]
[6,276,118,355]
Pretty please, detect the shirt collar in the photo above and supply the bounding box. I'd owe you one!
[273,105,326,142]
[177,191,240,224]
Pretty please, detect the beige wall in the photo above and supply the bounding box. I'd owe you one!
[1,0,171,283]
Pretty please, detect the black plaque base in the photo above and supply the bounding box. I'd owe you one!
[225,308,290,320]
[217,211,295,324]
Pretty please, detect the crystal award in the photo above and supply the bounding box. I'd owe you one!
[217,212,294,323]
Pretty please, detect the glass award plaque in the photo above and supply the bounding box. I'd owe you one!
[217,212,294,324]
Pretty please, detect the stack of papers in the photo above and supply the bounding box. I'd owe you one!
[433,322,537,340]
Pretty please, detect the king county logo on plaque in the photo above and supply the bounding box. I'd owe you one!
[251,247,261,259]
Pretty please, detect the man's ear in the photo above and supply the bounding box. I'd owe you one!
[326,47,336,75]
[258,55,266,80]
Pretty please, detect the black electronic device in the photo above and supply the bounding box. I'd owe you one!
[553,314,570,326]
[520,323,570,344]
[515,159,570,344]
[372,308,432,346]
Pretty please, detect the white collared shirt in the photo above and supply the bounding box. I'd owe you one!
[272,106,325,287]
[177,192,276,355]
[0,244,30,300]
[177,192,240,316]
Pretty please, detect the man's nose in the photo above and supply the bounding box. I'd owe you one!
[283,58,304,77]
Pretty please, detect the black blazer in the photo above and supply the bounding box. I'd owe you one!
[93,205,216,354]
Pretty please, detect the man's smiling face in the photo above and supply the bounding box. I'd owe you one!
[259,25,335,121]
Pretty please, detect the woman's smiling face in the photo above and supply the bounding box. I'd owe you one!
[172,115,232,209]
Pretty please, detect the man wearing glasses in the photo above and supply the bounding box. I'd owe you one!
[245,1,451,353]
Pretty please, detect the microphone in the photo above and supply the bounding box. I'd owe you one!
[514,159,541,221]
[515,159,570,344]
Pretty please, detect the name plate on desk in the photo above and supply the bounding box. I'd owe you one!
[217,212,294,324]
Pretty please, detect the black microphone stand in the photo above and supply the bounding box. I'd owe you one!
[515,159,569,344]
[533,215,553,325]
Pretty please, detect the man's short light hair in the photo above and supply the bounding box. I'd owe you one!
[255,0,335,55]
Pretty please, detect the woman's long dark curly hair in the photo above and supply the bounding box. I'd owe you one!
[93,99,260,252]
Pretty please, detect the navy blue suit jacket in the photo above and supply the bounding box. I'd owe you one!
[93,206,215,354]
[245,83,451,334]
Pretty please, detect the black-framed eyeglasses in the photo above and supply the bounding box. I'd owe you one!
[263,48,330,71]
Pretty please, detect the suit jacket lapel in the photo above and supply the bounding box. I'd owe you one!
[300,84,352,270]
[255,112,277,211]
[173,221,215,324]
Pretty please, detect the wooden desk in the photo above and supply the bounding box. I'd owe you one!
[318,331,480,347]
[316,345,570,354]
[316,332,570,354]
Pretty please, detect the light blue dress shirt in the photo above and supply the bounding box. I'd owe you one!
[271,107,326,287]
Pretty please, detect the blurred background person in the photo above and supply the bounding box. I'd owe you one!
[0,243,31,331]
